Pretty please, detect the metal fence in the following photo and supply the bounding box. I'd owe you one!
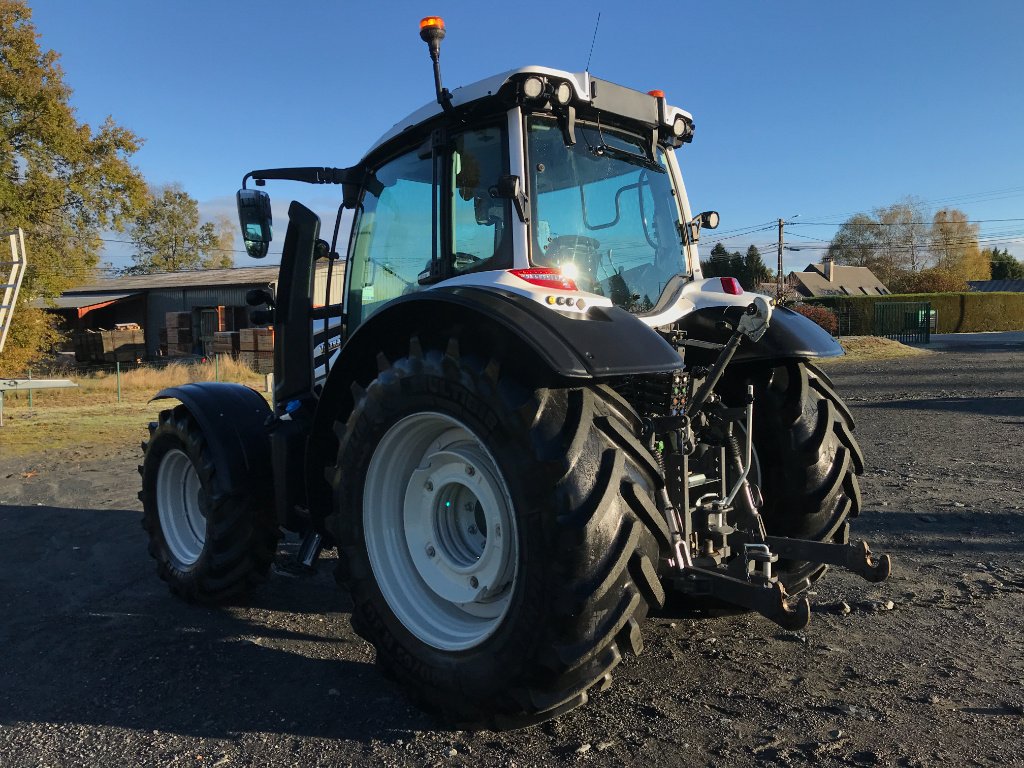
[874,301,932,344]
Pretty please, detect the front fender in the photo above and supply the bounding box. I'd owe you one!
[676,305,843,364]
[152,382,273,496]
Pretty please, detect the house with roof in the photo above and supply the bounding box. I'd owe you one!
[788,258,890,298]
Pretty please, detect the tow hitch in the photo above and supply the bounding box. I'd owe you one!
[669,523,892,630]
[660,299,892,630]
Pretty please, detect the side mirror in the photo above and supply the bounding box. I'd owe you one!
[236,189,273,259]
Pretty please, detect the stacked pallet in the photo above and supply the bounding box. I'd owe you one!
[165,312,194,357]
[211,331,240,356]
[72,329,146,363]
[239,327,274,373]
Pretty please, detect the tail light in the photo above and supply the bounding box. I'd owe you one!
[720,277,743,295]
[510,268,577,291]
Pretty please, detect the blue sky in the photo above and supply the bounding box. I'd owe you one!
[28,0,1024,273]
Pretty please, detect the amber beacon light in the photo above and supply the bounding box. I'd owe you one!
[419,16,446,44]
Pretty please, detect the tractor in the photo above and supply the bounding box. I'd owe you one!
[139,18,890,728]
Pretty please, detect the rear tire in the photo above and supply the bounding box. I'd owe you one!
[140,405,279,603]
[723,360,864,593]
[326,337,669,728]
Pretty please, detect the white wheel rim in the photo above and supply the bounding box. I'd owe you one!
[364,412,518,651]
[156,448,206,567]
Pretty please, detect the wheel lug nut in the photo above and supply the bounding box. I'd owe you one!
[426,544,436,557]
[470,576,479,588]
[424,481,434,492]
[468,524,477,534]
[465,465,475,476]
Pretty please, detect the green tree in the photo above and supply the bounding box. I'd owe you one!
[0,0,146,373]
[702,242,742,280]
[743,244,771,289]
[985,247,1024,280]
[125,185,236,274]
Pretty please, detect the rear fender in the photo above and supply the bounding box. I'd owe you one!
[304,285,682,524]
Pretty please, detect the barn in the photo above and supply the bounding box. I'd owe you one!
[46,264,344,360]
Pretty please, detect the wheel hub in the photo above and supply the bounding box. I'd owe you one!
[363,412,518,651]
[405,447,513,609]
[155,448,206,568]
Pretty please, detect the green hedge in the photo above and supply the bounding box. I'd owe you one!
[806,292,1024,334]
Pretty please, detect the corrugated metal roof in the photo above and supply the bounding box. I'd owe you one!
[66,266,281,294]
[968,279,1024,293]
[43,291,142,309]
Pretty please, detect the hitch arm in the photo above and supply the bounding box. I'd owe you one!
[731,529,892,583]
[761,536,892,583]
[674,567,811,631]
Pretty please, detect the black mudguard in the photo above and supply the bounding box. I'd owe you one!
[677,305,843,364]
[152,382,273,499]
[314,284,683,427]
[304,286,682,526]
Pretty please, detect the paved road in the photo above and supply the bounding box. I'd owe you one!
[923,330,1024,351]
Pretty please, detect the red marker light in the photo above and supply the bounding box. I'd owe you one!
[720,277,743,295]
[510,268,577,291]
[647,89,665,98]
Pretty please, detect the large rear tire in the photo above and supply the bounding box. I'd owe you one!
[723,359,864,593]
[140,405,279,603]
[325,337,670,728]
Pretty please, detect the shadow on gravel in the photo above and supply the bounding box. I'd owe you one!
[867,396,1024,418]
[854,509,1024,554]
[0,504,436,741]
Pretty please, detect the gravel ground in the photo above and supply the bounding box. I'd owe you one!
[1,343,1022,767]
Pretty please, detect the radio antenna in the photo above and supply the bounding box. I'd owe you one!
[585,12,601,72]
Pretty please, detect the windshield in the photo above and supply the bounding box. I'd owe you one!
[527,115,686,313]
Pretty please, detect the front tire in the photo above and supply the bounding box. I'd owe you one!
[140,405,279,602]
[326,337,670,728]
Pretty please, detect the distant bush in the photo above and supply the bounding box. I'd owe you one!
[790,303,838,335]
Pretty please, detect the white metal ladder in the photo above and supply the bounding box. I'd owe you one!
[0,228,27,355]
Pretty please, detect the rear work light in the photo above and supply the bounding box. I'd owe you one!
[510,268,577,291]
[720,277,744,295]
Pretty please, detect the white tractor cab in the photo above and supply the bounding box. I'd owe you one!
[141,17,889,729]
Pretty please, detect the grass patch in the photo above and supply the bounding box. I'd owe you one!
[1,359,270,457]
[819,335,933,363]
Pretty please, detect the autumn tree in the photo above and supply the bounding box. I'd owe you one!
[0,0,146,373]
[931,209,988,281]
[124,185,235,274]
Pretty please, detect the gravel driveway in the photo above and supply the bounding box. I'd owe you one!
[1,345,1021,767]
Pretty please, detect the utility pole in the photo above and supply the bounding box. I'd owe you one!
[776,218,784,302]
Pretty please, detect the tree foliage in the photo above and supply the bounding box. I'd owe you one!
[124,185,235,274]
[825,199,929,285]
[701,242,773,290]
[985,247,1024,281]
[931,209,988,281]
[0,0,146,372]
[826,198,987,291]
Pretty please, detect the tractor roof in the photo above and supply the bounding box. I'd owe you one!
[367,65,694,156]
